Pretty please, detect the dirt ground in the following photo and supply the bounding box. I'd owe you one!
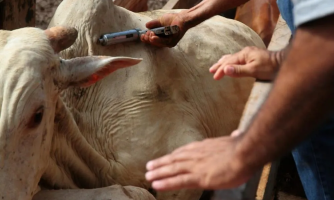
[36,0,169,29]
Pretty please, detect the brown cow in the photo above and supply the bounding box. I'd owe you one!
[234,0,280,47]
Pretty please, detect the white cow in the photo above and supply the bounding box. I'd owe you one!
[0,26,155,200]
[0,1,265,200]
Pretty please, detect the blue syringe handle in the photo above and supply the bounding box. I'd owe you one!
[99,29,141,46]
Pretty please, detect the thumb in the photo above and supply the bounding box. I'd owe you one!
[146,19,162,29]
[224,64,256,78]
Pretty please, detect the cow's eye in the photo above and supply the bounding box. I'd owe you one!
[27,107,44,128]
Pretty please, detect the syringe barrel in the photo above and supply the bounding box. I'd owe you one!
[99,29,140,46]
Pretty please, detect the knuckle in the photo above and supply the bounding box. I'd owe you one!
[170,163,181,173]
[168,155,177,163]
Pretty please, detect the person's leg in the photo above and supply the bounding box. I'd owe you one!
[292,115,334,200]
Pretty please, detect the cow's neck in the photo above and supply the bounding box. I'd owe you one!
[41,97,117,189]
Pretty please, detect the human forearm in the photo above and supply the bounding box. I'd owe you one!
[272,44,290,67]
[234,15,334,175]
[142,0,248,47]
[180,0,249,30]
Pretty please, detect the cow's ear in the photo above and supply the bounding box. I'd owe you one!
[55,56,142,89]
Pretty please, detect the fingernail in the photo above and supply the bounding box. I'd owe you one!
[226,66,235,75]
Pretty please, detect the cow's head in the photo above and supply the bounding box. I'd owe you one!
[0,26,141,200]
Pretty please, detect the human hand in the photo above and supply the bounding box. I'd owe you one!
[140,12,188,48]
[209,46,281,81]
[145,131,252,191]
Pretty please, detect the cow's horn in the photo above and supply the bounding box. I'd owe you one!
[45,26,78,53]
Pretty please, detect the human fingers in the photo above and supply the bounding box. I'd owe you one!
[146,151,191,171]
[148,32,179,48]
[225,63,257,78]
[210,52,246,79]
[210,46,263,76]
[209,54,232,73]
[212,63,228,80]
[151,174,201,191]
[140,31,151,44]
[145,161,191,182]
[141,30,179,47]
[213,62,258,80]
